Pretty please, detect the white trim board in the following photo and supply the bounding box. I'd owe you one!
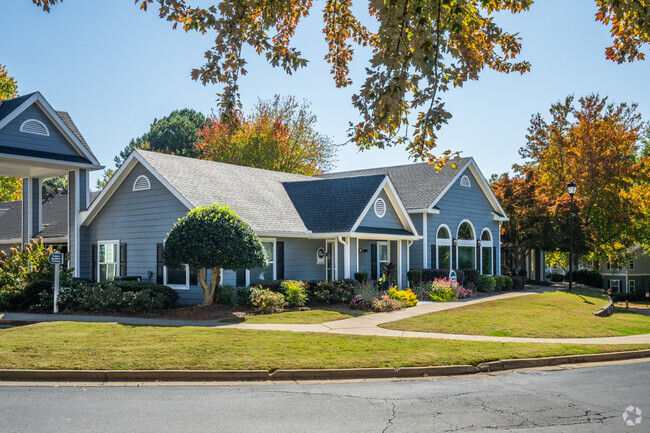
[0,92,101,167]
[80,151,193,226]
[350,176,419,236]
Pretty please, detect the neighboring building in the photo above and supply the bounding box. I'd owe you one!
[596,249,650,295]
[0,92,508,304]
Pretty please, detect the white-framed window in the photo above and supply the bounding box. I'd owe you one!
[436,225,452,269]
[480,228,493,275]
[629,260,635,270]
[20,119,49,136]
[249,238,276,284]
[378,241,389,277]
[164,264,191,291]
[133,175,151,192]
[97,240,119,282]
[629,280,636,292]
[456,220,476,270]
[609,279,620,291]
[374,198,386,218]
[460,175,471,187]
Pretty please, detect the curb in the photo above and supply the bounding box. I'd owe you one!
[0,349,648,382]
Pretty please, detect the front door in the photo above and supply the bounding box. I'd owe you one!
[326,241,335,281]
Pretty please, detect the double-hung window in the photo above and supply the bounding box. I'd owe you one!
[98,241,119,282]
[249,239,276,284]
[378,242,389,277]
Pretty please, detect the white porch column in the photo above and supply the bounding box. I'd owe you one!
[422,213,428,268]
[397,240,403,288]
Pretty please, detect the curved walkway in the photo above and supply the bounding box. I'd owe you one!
[3,286,650,345]
[222,288,650,345]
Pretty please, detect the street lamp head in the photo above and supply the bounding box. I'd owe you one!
[567,181,577,197]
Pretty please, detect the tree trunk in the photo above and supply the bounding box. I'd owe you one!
[197,268,222,306]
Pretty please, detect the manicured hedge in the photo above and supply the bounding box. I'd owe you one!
[566,270,604,288]
[511,276,526,291]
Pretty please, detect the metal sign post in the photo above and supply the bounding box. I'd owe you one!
[48,252,64,313]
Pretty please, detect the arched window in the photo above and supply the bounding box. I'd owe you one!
[436,225,452,269]
[133,175,151,192]
[460,175,471,187]
[456,220,476,270]
[20,119,49,136]
[480,229,493,275]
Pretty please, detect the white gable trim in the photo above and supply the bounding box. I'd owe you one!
[80,151,193,226]
[0,92,101,166]
[351,176,419,235]
[427,158,507,219]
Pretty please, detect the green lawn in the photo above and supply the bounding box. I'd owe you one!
[223,306,369,324]
[0,322,646,370]
[382,289,650,338]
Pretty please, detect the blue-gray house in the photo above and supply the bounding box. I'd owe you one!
[0,92,508,304]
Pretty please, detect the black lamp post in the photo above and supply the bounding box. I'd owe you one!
[567,181,577,291]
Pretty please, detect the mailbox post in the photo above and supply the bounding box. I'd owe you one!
[48,252,65,313]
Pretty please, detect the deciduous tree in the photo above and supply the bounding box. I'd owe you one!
[97,109,207,189]
[196,95,336,175]
[163,204,266,305]
[0,65,21,202]
[29,0,650,163]
[517,94,649,261]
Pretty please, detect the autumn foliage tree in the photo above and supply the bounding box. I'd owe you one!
[196,95,336,175]
[29,0,650,164]
[517,94,650,262]
[0,65,22,202]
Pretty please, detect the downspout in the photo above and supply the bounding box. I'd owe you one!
[338,236,350,279]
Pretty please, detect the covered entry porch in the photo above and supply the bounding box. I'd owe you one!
[320,232,421,289]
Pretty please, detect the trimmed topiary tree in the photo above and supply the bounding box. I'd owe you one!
[163,204,267,305]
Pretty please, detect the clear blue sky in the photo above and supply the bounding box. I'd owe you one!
[2,0,648,188]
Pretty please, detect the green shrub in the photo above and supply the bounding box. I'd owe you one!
[547,272,565,282]
[281,280,308,308]
[249,287,285,313]
[493,275,512,292]
[353,272,368,284]
[464,269,480,286]
[255,280,283,292]
[407,270,422,287]
[236,287,252,306]
[31,281,178,313]
[215,285,238,306]
[611,292,639,302]
[370,294,405,312]
[429,288,457,302]
[502,275,513,291]
[306,280,357,303]
[420,269,466,286]
[511,276,526,291]
[568,270,604,288]
[477,275,496,292]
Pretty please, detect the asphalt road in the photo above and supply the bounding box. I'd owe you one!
[0,360,647,432]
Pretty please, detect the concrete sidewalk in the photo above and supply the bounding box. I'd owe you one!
[3,285,650,345]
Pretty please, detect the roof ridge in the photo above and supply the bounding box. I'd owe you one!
[317,157,471,177]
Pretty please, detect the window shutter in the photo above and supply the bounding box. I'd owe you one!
[370,244,377,280]
[119,243,127,276]
[92,244,98,282]
[236,269,246,288]
[276,241,284,280]
[431,244,436,269]
[451,240,456,270]
[189,268,198,285]
[493,246,497,275]
[156,243,164,284]
[476,241,480,271]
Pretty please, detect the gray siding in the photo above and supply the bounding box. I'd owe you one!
[83,162,202,304]
[281,237,327,281]
[357,190,403,230]
[426,168,501,274]
[409,213,424,270]
[0,105,80,157]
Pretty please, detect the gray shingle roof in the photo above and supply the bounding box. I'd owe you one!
[0,93,37,122]
[136,150,314,234]
[0,201,21,240]
[55,110,98,162]
[283,175,386,232]
[316,158,472,210]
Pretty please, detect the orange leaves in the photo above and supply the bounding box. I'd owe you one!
[595,0,650,63]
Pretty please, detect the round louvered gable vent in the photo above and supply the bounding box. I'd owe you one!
[20,119,49,136]
[374,198,386,218]
[133,175,151,192]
